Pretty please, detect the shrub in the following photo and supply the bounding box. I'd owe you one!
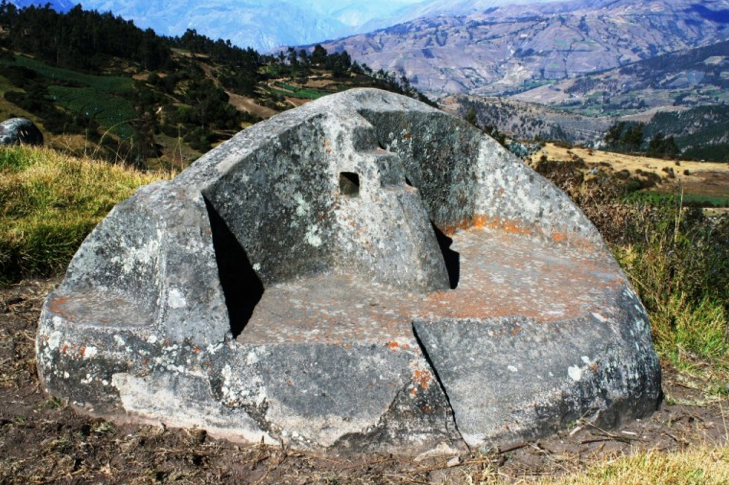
[612,205,729,361]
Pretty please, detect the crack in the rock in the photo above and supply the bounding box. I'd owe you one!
[412,321,468,447]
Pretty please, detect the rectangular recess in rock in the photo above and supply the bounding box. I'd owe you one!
[339,172,360,197]
[204,196,264,338]
[430,222,460,290]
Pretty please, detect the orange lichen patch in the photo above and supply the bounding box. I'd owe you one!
[413,370,431,390]
[441,218,472,236]
[48,296,70,318]
[441,215,535,238]
[471,215,535,237]
[411,388,419,396]
[388,342,399,351]
[441,214,600,251]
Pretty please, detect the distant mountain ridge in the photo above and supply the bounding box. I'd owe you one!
[7,0,429,52]
[322,0,729,96]
[513,38,729,117]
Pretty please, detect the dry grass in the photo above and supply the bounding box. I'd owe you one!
[534,143,728,179]
[0,145,171,285]
[532,143,729,198]
[533,444,729,485]
[226,92,278,119]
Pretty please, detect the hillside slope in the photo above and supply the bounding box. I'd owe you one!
[0,4,427,169]
[440,94,612,144]
[514,39,729,116]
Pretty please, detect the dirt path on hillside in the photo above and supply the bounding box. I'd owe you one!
[1,279,727,484]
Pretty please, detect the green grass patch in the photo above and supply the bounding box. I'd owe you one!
[47,85,137,138]
[611,203,729,372]
[269,83,327,100]
[0,145,170,286]
[273,81,298,92]
[2,54,133,93]
[628,192,729,208]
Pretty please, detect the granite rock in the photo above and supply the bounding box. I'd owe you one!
[37,88,661,453]
[0,118,44,146]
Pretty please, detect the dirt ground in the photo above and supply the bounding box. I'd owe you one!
[226,92,278,119]
[1,279,727,484]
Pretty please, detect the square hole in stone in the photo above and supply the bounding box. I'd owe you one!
[339,172,360,197]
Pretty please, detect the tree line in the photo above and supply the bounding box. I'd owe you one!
[604,121,679,159]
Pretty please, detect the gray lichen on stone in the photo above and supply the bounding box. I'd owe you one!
[36,88,661,453]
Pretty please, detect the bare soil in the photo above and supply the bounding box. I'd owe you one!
[226,92,278,119]
[1,279,727,484]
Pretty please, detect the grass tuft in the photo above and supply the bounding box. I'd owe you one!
[0,145,170,286]
[534,444,729,485]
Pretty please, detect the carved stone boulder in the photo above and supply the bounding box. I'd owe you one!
[37,88,661,453]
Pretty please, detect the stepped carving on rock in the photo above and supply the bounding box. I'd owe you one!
[36,88,661,453]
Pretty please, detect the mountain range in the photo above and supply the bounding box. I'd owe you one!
[513,38,729,115]
[322,0,729,96]
[9,0,729,104]
[5,0,574,52]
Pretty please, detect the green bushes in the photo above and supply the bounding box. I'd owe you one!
[612,202,729,364]
[0,145,169,286]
